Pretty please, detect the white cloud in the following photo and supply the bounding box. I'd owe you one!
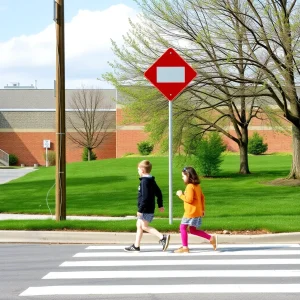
[0,4,137,89]
[0,25,55,68]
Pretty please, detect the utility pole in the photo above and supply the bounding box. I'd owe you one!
[54,0,66,221]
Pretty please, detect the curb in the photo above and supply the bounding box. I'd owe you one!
[0,231,299,244]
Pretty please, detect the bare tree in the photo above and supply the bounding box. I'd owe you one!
[67,87,115,161]
[210,0,300,179]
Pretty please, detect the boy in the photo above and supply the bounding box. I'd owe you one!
[124,160,170,252]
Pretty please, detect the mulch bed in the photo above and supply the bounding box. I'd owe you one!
[264,178,300,186]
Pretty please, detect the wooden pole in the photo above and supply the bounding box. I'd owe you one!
[55,0,66,221]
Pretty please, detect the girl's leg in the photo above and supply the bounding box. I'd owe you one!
[180,224,189,247]
[189,226,218,250]
[189,226,211,240]
[174,224,189,253]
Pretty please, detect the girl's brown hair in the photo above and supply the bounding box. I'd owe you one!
[182,167,200,184]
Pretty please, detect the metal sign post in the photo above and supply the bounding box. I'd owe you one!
[43,140,51,167]
[168,101,173,224]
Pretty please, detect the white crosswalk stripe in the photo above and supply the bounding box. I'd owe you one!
[43,269,300,279]
[86,244,300,250]
[73,249,300,256]
[20,243,300,297]
[20,284,300,295]
[60,258,300,267]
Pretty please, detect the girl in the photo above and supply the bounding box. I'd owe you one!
[175,166,217,253]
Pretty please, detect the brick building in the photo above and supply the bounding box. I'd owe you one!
[0,88,293,166]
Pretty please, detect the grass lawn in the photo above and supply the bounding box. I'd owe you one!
[0,154,299,233]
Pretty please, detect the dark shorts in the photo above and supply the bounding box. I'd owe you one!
[138,213,154,223]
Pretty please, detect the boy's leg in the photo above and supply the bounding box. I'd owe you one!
[140,218,170,251]
[124,219,144,252]
[134,219,144,248]
[139,218,163,239]
[134,214,170,251]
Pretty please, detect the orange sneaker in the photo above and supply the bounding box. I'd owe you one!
[174,247,189,253]
[210,235,218,250]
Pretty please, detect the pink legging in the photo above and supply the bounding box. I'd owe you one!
[180,224,211,247]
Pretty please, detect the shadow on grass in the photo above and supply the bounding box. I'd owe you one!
[67,176,127,186]
[216,169,289,179]
[1,175,127,190]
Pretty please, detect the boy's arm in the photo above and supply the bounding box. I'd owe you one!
[138,180,149,213]
[154,181,163,208]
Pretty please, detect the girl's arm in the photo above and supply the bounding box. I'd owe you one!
[178,184,194,203]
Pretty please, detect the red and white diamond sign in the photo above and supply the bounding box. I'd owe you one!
[144,48,197,101]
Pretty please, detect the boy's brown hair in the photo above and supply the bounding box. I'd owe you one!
[138,160,152,173]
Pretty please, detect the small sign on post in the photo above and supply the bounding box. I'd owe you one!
[43,140,51,167]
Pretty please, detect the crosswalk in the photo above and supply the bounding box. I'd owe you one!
[20,243,300,297]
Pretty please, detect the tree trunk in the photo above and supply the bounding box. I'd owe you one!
[88,149,91,161]
[239,127,251,174]
[287,125,300,179]
[239,142,250,174]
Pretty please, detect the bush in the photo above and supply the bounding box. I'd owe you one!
[137,141,154,156]
[248,132,268,155]
[9,154,18,166]
[82,147,97,161]
[43,150,56,166]
[194,132,226,177]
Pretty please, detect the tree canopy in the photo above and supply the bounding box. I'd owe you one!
[104,0,300,178]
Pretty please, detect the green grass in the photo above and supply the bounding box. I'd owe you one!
[0,155,299,233]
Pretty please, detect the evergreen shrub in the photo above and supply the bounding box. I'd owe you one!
[137,141,154,156]
[194,132,226,177]
[82,147,97,161]
[248,132,268,155]
[9,154,18,166]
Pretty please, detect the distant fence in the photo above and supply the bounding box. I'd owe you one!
[0,149,9,166]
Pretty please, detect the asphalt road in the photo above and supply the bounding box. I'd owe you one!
[1,243,300,300]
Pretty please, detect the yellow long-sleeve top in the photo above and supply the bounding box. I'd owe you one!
[179,183,205,218]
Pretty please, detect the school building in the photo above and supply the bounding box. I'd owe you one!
[0,88,293,166]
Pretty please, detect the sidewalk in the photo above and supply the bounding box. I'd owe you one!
[0,213,136,221]
[1,230,300,245]
[0,167,37,184]
[0,214,299,244]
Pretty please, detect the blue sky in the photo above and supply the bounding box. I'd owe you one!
[0,0,139,89]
